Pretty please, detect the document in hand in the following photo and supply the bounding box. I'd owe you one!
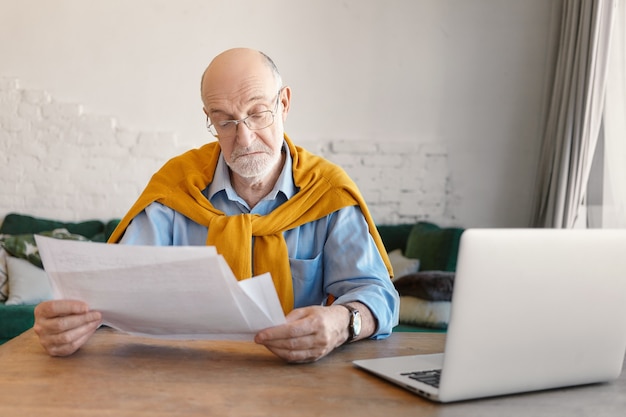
[34,235,286,340]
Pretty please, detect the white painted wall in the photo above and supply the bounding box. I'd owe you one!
[0,0,562,227]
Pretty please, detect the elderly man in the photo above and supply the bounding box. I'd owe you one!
[34,48,399,363]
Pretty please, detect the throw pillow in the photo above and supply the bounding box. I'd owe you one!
[387,249,420,280]
[404,221,464,271]
[0,247,8,301]
[0,213,104,240]
[393,271,455,302]
[399,296,450,329]
[5,256,53,305]
[0,228,88,268]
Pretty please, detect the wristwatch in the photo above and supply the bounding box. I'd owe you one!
[341,304,361,343]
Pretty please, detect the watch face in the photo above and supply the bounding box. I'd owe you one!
[353,311,362,337]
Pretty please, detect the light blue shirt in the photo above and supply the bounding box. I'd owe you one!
[119,144,399,338]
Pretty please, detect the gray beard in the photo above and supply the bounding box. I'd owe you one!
[226,151,279,179]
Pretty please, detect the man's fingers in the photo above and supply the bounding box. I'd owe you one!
[34,299,102,357]
[35,300,90,319]
[40,319,101,357]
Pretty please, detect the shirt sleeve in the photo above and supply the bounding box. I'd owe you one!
[323,205,400,339]
[118,202,207,246]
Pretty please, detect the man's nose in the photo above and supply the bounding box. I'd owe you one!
[235,122,255,147]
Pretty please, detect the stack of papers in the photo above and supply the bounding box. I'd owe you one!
[35,235,286,340]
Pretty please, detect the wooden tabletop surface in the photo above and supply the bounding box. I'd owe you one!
[0,328,624,417]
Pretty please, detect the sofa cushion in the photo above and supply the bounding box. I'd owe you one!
[398,296,450,329]
[393,271,455,329]
[404,221,464,271]
[0,303,37,344]
[5,256,53,306]
[388,249,420,279]
[376,224,415,254]
[0,213,104,240]
[0,248,8,302]
[393,271,455,301]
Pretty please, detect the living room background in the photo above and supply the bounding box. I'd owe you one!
[0,0,563,227]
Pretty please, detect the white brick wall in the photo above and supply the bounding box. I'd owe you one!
[0,78,181,222]
[301,140,456,225]
[0,78,456,226]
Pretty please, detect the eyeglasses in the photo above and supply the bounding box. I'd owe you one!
[206,87,284,138]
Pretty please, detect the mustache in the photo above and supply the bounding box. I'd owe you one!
[231,143,272,159]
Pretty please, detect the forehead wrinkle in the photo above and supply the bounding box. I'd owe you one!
[205,81,276,117]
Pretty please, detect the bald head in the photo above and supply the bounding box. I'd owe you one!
[200,48,282,108]
[199,48,291,188]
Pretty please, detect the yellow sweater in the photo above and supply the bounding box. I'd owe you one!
[109,134,392,313]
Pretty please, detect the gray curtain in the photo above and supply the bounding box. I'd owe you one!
[601,0,626,227]
[530,0,617,228]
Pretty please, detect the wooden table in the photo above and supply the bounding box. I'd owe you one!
[0,328,624,417]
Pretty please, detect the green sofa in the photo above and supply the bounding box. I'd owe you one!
[0,213,463,344]
[377,222,463,332]
[0,213,121,344]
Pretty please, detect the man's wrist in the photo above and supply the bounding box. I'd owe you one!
[339,304,362,344]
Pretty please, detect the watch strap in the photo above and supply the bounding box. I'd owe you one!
[340,304,360,343]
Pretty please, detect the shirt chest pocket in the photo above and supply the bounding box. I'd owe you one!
[288,252,323,283]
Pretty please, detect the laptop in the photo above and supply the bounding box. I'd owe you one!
[354,228,626,403]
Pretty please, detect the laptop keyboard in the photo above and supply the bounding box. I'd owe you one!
[401,369,442,388]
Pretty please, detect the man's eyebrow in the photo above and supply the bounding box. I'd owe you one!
[246,93,267,103]
[207,109,234,121]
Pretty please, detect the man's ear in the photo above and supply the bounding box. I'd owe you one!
[280,86,292,122]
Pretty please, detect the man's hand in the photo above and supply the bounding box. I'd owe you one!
[33,300,102,357]
[254,302,375,363]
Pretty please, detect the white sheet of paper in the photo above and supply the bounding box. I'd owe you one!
[34,235,286,340]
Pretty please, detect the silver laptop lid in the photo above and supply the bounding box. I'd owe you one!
[438,228,626,402]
